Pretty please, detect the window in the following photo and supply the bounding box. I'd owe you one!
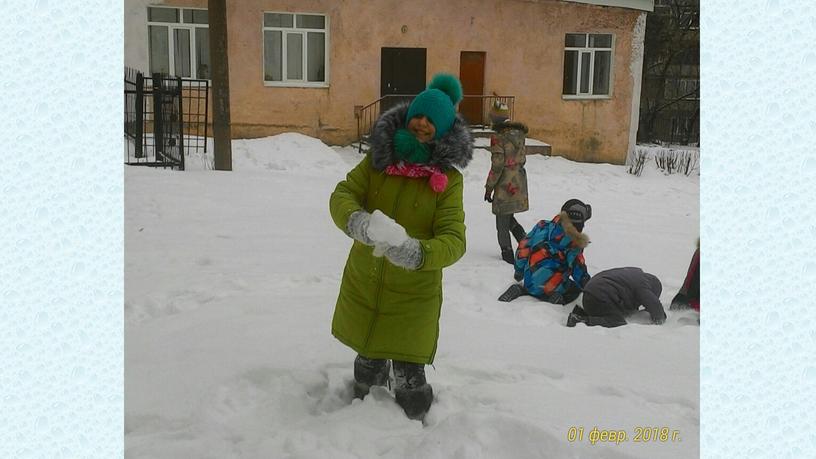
[147,7,210,79]
[263,12,328,86]
[562,33,613,98]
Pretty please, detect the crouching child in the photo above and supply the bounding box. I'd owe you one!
[498,199,591,304]
[567,267,667,327]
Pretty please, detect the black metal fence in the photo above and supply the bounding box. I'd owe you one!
[124,67,209,170]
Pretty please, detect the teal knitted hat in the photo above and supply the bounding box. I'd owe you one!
[406,73,463,139]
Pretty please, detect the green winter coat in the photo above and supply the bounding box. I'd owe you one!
[329,103,473,364]
[485,121,530,215]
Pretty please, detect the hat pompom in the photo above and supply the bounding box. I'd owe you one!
[429,171,448,192]
[428,73,463,105]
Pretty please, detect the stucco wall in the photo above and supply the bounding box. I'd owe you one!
[125,0,644,164]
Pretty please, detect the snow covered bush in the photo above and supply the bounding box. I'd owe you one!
[628,144,700,177]
[678,150,699,176]
[654,149,699,176]
[627,148,648,176]
[654,150,680,174]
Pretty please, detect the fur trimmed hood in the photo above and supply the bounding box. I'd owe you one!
[369,103,474,171]
[557,211,590,248]
[492,120,529,134]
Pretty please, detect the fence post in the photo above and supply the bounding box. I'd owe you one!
[152,73,164,164]
[203,80,209,154]
[135,72,144,159]
[177,76,185,171]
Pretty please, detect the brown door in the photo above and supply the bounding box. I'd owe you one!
[459,51,486,125]
[381,48,427,112]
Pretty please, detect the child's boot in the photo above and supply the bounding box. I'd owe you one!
[353,355,390,399]
[393,361,433,420]
[498,283,527,302]
[566,305,588,327]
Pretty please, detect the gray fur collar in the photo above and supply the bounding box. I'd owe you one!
[558,211,590,248]
[369,103,474,171]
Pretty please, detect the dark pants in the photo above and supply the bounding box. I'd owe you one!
[580,292,628,328]
[538,283,582,305]
[496,214,526,251]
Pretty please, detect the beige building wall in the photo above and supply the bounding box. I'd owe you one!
[126,0,645,164]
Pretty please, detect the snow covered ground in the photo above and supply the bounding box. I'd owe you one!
[125,133,699,458]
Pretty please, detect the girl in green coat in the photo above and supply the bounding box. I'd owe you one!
[329,74,473,420]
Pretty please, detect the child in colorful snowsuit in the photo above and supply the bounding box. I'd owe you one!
[329,74,473,420]
[567,267,667,327]
[498,199,592,304]
[484,119,529,265]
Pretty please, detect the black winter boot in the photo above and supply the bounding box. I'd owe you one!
[392,361,433,420]
[501,248,515,265]
[353,355,391,399]
[566,305,588,327]
[498,283,527,302]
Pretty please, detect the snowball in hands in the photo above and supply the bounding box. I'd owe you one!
[367,210,409,256]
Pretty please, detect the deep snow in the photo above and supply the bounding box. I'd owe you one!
[125,133,699,458]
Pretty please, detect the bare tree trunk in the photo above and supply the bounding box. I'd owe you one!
[209,0,232,171]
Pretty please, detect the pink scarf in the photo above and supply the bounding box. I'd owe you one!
[384,161,448,193]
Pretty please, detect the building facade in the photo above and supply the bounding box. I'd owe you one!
[125,0,653,164]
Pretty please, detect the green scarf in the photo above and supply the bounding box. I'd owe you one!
[393,128,430,164]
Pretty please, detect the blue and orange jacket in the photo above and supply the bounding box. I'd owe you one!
[514,212,590,298]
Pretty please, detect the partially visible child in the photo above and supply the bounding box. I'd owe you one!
[567,267,667,327]
[670,240,700,312]
[498,199,591,304]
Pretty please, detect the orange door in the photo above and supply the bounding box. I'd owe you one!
[459,51,486,125]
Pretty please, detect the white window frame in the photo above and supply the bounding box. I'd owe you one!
[562,33,615,100]
[146,6,210,80]
[262,12,330,88]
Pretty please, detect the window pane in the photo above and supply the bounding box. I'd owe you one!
[589,34,612,48]
[264,13,293,28]
[307,32,325,82]
[263,30,283,81]
[195,28,210,79]
[148,7,178,23]
[563,50,578,95]
[183,9,209,24]
[297,14,325,29]
[174,28,191,78]
[580,52,591,93]
[565,33,586,47]
[287,33,303,80]
[193,10,209,24]
[592,50,611,95]
[149,26,170,75]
